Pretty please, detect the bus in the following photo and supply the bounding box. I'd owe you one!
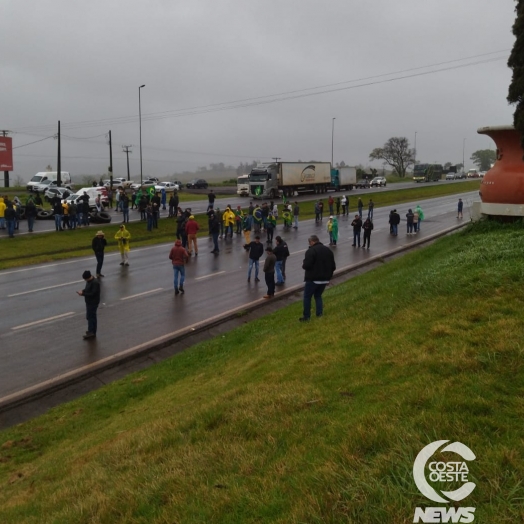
[413,164,443,183]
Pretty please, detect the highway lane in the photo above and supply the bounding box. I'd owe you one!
[0,190,478,398]
[0,179,479,237]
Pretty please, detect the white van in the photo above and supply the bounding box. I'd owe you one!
[237,174,249,196]
[27,171,71,192]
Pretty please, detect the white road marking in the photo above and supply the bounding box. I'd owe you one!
[120,288,163,301]
[8,280,83,297]
[195,271,226,281]
[12,312,76,330]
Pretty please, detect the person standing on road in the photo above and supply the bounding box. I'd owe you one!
[358,198,363,218]
[169,239,189,295]
[185,214,200,256]
[341,195,347,216]
[207,189,216,211]
[413,209,419,233]
[263,246,276,299]
[25,196,37,233]
[390,209,400,236]
[351,214,362,247]
[115,224,131,266]
[300,235,336,322]
[336,196,341,216]
[328,195,334,215]
[293,201,299,229]
[246,235,264,282]
[368,199,375,219]
[362,217,373,249]
[222,205,235,239]
[0,196,6,230]
[5,203,16,238]
[415,205,424,232]
[76,270,101,340]
[92,230,107,278]
[51,196,63,231]
[274,235,290,286]
[121,192,130,223]
[327,216,334,245]
[107,188,113,208]
[243,211,252,247]
[457,198,463,219]
[209,212,220,254]
[406,209,415,234]
[331,216,339,246]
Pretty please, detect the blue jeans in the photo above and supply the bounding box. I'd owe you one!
[173,265,185,289]
[212,232,219,252]
[6,219,15,237]
[275,260,284,283]
[147,215,153,231]
[368,208,374,219]
[0,217,4,229]
[294,215,299,227]
[353,230,361,246]
[54,214,63,230]
[86,303,98,335]
[95,252,104,275]
[303,281,327,319]
[27,216,35,232]
[122,208,129,223]
[392,224,398,236]
[248,259,259,280]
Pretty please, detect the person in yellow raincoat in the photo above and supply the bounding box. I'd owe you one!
[115,224,131,266]
[222,205,236,239]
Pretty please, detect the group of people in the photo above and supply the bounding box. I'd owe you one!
[0,195,26,237]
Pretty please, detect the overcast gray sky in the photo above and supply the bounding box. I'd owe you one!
[1,0,517,182]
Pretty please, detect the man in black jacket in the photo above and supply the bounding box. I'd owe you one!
[300,235,336,322]
[246,236,264,282]
[76,270,101,339]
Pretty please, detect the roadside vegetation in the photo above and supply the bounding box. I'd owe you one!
[0,220,523,523]
[0,181,480,270]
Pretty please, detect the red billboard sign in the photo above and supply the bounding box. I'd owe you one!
[0,137,13,171]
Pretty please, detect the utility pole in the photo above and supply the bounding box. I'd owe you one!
[122,145,133,181]
[1,130,9,188]
[57,121,61,186]
[331,117,336,166]
[272,157,281,163]
[414,131,417,165]
[108,130,113,188]
[462,138,466,174]
[139,84,145,184]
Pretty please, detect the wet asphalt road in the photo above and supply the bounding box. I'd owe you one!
[0,189,478,399]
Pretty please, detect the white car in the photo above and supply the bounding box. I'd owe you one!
[370,176,387,187]
[34,179,72,193]
[155,181,180,192]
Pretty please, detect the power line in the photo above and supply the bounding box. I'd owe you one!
[12,135,55,149]
[10,49,509,134]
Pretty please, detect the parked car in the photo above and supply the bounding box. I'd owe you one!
[155,181,180,192]
[34,179,73,193]
[173,180,183,189]
[467,169,479,178]
[370,176,387,187]
[44,187,73,202]
[445,173,457,180]
[455,172,466,179]
[186,179,209,189]
[66,187,108,208]
[130,180,157,191]
[355,179,371,189]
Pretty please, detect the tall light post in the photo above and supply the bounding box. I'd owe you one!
[462,138,466,174]
[414,131,417,165]
[139,84,146,185]
[331,117,336,166]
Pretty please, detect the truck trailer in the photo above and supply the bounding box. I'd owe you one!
[248,162,332,199]
[329,166,356,191]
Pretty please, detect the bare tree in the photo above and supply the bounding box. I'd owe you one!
[369,137,415,177]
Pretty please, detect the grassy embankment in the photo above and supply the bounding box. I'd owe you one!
[0,219,523,523]
[0,181,480,270]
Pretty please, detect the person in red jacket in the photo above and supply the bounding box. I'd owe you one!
[185,215,200,256]
[168,239,189,294]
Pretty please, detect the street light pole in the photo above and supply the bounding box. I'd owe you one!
[462,138,466,173]
[414,131,417,165]
[331,117,336,166]
[139,84,145,185]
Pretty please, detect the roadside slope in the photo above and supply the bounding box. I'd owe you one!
[0,220,523,523]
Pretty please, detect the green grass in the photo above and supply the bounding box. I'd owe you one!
[0,181,480,270]
[0,220,523,523]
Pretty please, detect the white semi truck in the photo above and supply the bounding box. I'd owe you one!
[248,162,332,199]
[329,166,357,191]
